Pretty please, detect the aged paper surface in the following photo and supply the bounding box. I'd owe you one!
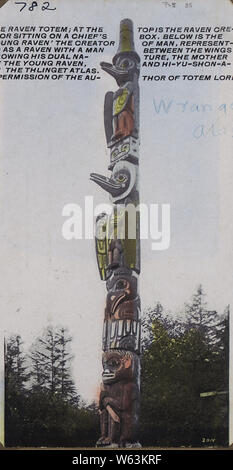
[0,0,232,448]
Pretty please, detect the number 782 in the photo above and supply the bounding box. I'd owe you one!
[15,2,56,11]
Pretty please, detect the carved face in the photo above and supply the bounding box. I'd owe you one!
[112,166,130,190]
[106,269,138,314]
[102,350,137,384]
[114,55,140,82]
[100,53,139,86]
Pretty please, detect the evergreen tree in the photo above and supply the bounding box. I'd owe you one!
[141,302,164,350]
[56,327,78,402]
[184,285,220,343]
[30,325,78,403]
[30,326,60,393]
[5,335,30,446]
[5,334,29,391]
[5,328,96,447]
[142,302,185,350]
[210,305,229,391]
[140,289,229,447]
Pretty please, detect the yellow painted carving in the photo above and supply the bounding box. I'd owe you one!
[114,88,129,115]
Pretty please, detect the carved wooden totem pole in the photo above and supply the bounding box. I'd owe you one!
[90,19,141,448]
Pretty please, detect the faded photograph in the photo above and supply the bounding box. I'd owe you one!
[0,0,232,448]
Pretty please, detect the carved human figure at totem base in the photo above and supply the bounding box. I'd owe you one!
[97,350,140,447]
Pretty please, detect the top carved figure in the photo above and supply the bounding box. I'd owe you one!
[100,19,140,148]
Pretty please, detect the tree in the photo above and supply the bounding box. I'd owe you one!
[5,335,30,446]
[208,305,229,392]
[184,285,220,344]
[142,302,186,351]
[140,289,229,447]
[56,327,78,402]
[4,327,101,447]
[5,334,29,391]
[30,326,59,393]
[141,302,164,350]
[30,325,79,403]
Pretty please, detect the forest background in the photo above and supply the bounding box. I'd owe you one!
[5,285,229,448]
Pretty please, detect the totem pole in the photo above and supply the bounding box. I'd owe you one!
[90,19,141,448]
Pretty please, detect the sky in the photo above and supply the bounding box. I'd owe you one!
[0,0,232,430]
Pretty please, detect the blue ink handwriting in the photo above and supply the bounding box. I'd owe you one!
[192,119,229,139]
[153,98,233,115]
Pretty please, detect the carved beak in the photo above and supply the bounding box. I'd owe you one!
[100,61,118,79]
[100,61,128,82]
[90,172,123,196]
[112,293,126,313]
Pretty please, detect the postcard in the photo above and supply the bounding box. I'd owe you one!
[0,0,232,449]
